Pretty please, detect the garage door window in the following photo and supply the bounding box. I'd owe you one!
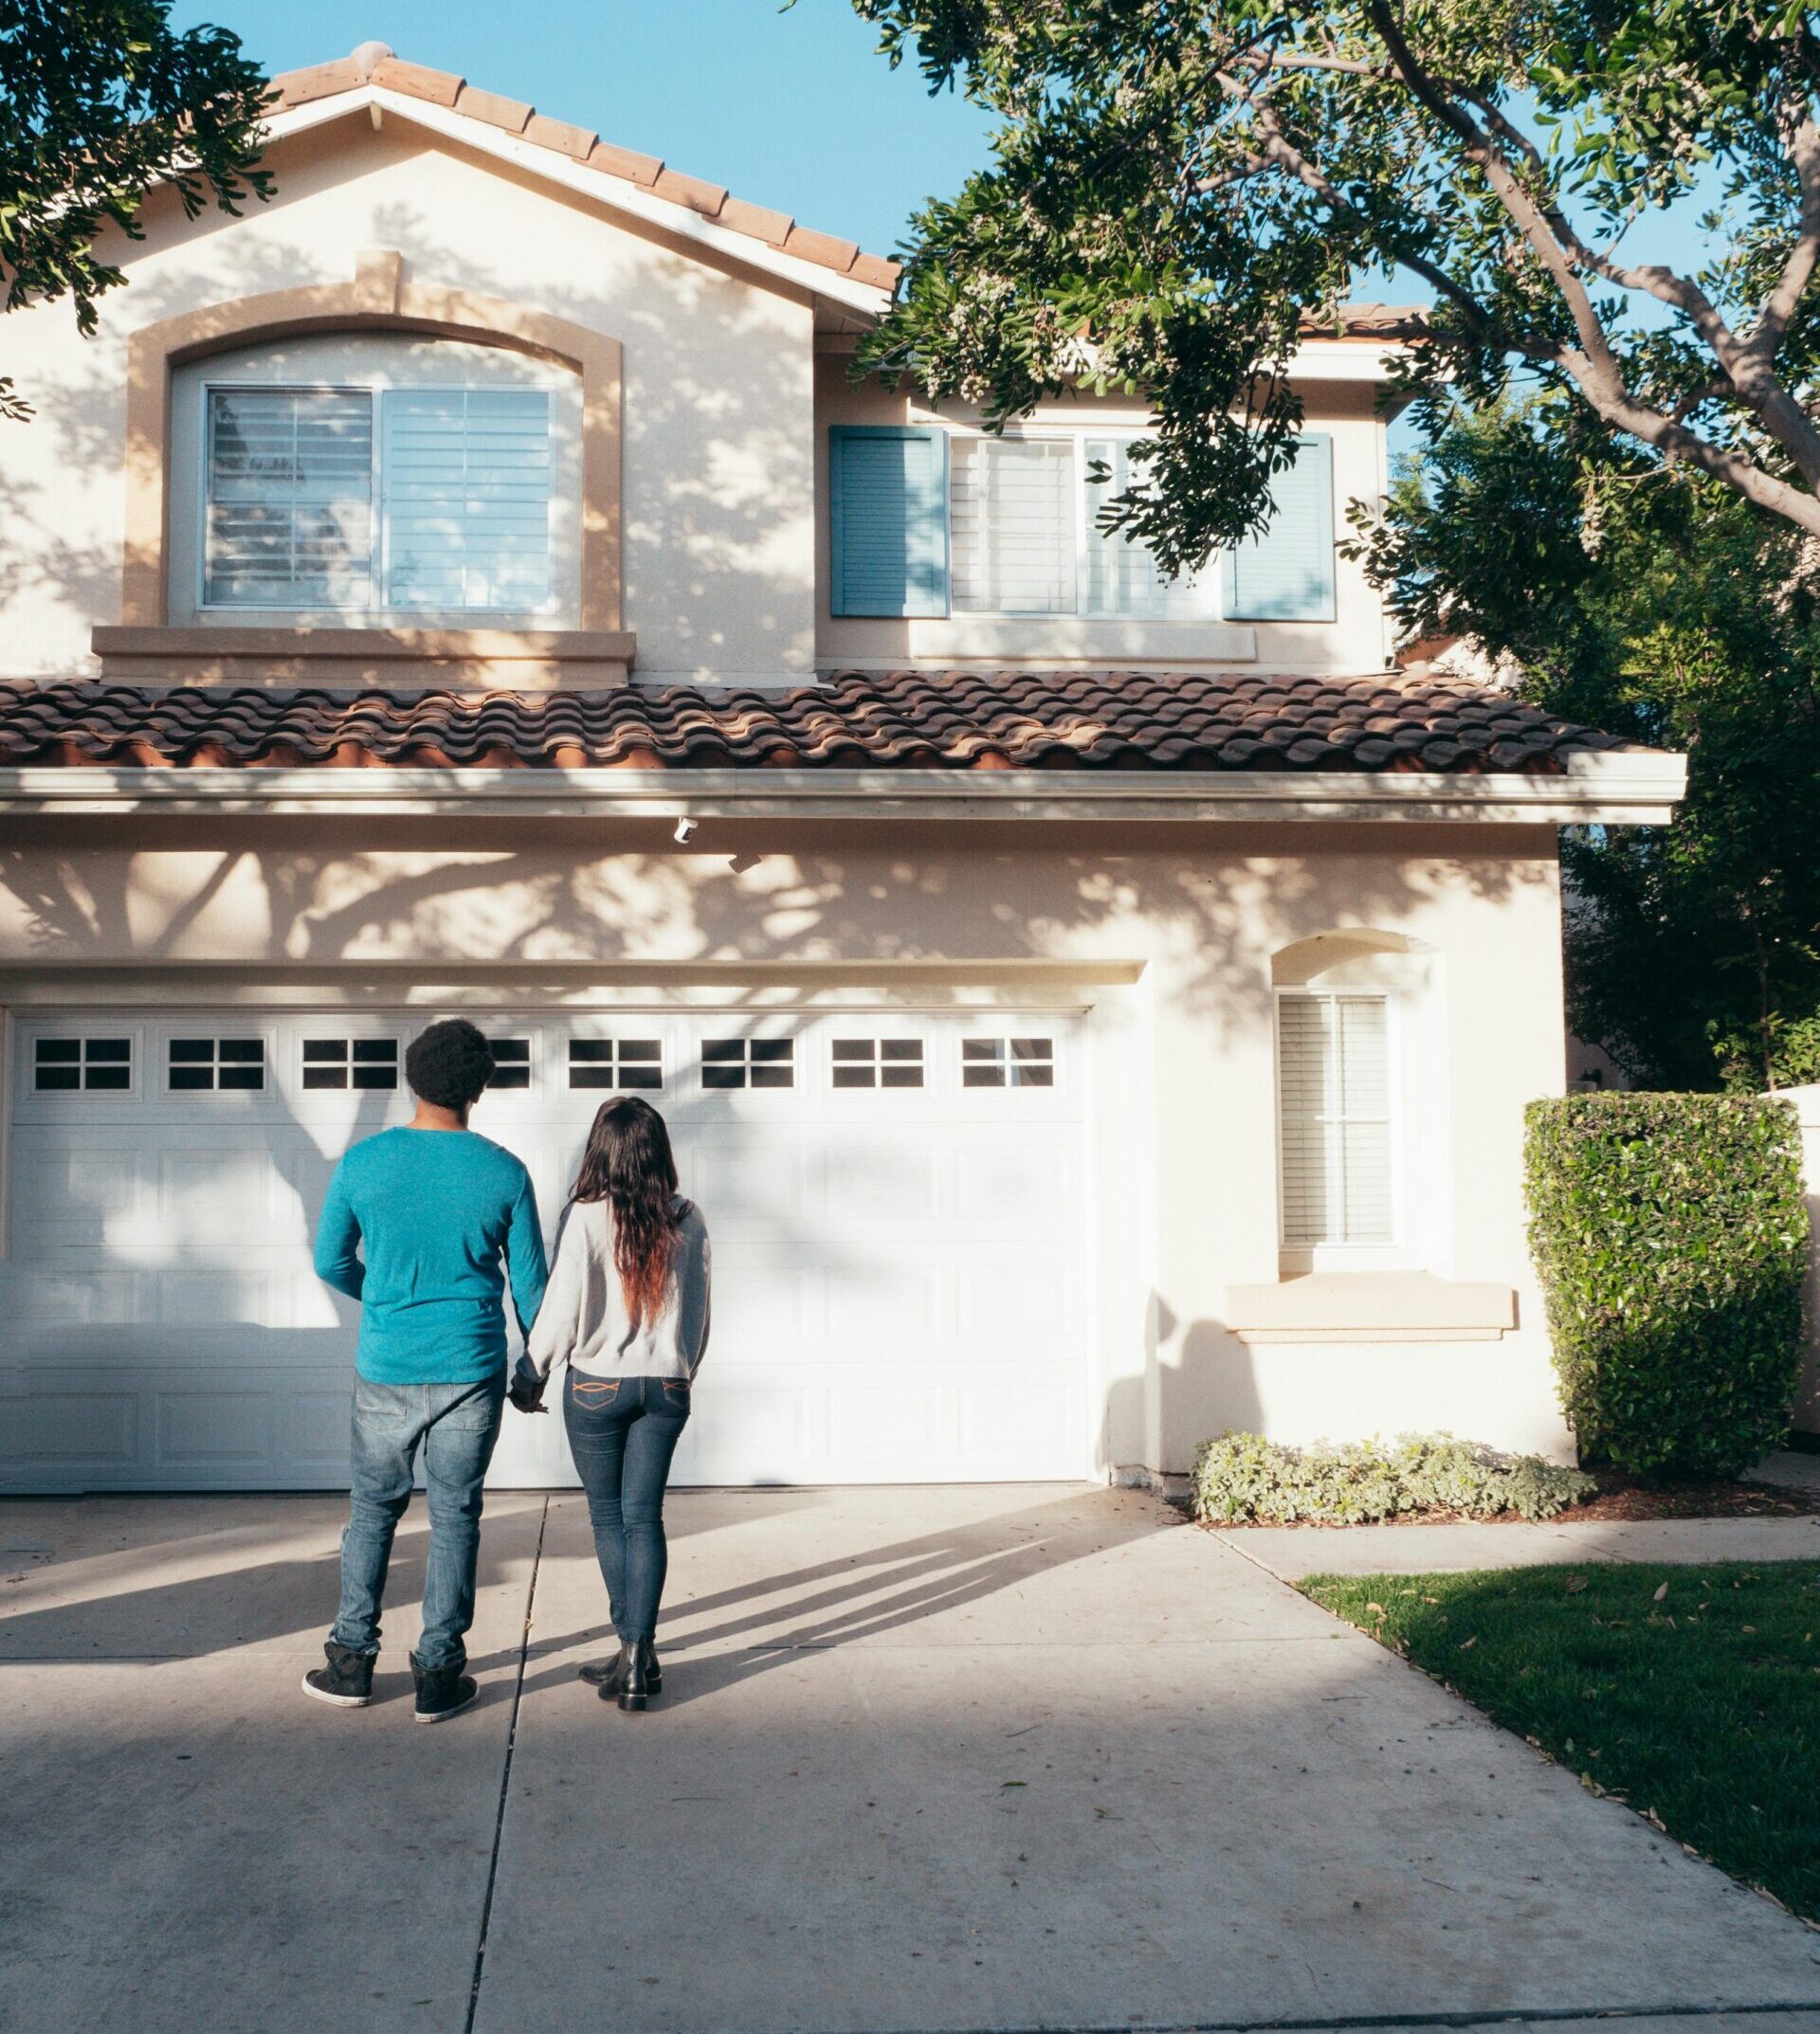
[33,1036,133,1093]
[487,1037,533,1090]
[301,1038,399,1091]
[961,1038,1055,1088]
[702,1037,794,1090]
[831,1038,924,1089]
[569,1038,663,1091]
[168,1037,265,1092]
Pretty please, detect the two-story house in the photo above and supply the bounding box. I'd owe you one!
[0,45,1684,1494]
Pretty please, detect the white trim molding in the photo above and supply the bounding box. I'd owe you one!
[0,752,1688,826]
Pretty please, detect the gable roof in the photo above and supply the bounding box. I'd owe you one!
[263,44,1427,342]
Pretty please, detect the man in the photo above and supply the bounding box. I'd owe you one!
[304,1018,547,1723]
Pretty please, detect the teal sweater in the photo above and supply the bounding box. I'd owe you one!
[314,1128,549,1385]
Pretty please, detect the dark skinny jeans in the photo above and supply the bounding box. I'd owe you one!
[563,1372,691,1644]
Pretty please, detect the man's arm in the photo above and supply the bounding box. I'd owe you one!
[313,1158,365,1301]
[504,1170,550,1342]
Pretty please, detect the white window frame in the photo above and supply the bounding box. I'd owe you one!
[567,1034,665,1093]
[939,426,1222,623]
[483,1033,537,1094]
[1272,987,1406,1268]
[163,1031,268,1096]
[198,380,558,621]
[27,1027,140,1100]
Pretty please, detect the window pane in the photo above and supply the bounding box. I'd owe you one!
[206,390,373,608]
[384,389,552,611]
[1082,437,1218,619]
[86,1039,132,1062]
[36,1039,81,1064]
[951,438,1077,614]
[169,1039,213,1063]
[219,1039,264,1063]
[1277,993,1392,1246]
[169,1067,213,1091]
[750,1039,793,1063]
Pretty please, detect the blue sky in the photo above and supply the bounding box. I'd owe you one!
[167,0,996,259]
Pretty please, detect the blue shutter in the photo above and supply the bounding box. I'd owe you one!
[828,427,950,617]
[1223,434,1337,622]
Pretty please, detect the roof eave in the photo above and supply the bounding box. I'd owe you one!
[258,90,894,317]
[0,754,1688,826]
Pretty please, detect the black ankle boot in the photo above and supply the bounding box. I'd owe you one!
[580,1639,660,1692]
[639,1637,662,1693]
[602,1638,649,1711]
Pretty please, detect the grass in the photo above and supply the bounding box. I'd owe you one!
[1301,1561,1820,1922]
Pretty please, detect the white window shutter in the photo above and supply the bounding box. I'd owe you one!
[1082,438,1217,619]
[951,438,1077,614]
[205,390,373,608]
[1278,992,1394,1246]
[383,389,552,610]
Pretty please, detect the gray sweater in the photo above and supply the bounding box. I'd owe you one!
[518,1196,711,1386]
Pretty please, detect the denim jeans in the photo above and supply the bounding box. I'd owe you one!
[330,1374,505,1673]
[563,1373,691,1644]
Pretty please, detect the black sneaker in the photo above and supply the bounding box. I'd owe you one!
[302,1640,374,1709]
[412,1659,479,1725]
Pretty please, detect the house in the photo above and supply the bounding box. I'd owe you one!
[0,44,1685,1493]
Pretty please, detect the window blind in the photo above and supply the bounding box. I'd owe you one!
[951,437,1077,614]
[1082,438,1217,619]
[1277,992,1394,1246]
[383,389,552,609]
[828,427,950,616]
[205,390,373,608]
[1224,434,1338,621]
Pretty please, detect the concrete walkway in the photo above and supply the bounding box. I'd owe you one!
[3,1485,1818,2034]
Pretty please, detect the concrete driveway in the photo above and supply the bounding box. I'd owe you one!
[2,1485,1818,2034]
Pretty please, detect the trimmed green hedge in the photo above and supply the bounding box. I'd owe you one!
[1524,1094,1809,1480]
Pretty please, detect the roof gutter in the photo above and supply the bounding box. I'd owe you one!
[0,754,1687,826]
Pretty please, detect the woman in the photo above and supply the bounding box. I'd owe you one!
[512,1096,710,1710]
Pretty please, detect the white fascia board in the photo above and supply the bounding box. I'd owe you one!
[260,93,892,318]
[0,753,1687,825]
[1281,340,1413,383]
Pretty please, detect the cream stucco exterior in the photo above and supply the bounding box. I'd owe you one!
[0,80,1686,1486]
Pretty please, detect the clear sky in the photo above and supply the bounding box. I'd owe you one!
[166,0,997,260]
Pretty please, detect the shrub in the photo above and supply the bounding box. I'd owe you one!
[1189,1431,1595,1525]
[1524,1094,1809,1480]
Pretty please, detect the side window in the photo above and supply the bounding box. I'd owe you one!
[33,1036,133,1093]
[1276,991,1393,1245]
[1224,435,1337,622]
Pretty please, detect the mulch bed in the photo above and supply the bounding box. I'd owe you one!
[1210,1467,1820,1529]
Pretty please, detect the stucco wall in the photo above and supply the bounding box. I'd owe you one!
[816,358,1394,676]
[0,117,817,686]
[0,817,1574,1468]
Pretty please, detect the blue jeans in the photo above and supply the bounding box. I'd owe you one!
[330,1375,505,1673]
[564,1373,691,1644]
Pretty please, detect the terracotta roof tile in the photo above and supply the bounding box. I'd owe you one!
[0,669,1641,776]
[264,46,1434,324]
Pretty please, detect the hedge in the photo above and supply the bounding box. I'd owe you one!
[1524,1094,1809,1480]
[1191,1431,1595,1524]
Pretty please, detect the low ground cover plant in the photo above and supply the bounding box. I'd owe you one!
[1190,1431,1594,1525]
[1303,1562,1820,1922]
[1525,1095,1807,1480]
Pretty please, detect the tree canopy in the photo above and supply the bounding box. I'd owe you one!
[1353,393,1820,1091]
[854,0,1820,567]
[0,0,270,421]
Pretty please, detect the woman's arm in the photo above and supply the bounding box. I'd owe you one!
[683,1212,711,1377]
[520,1203,583,1384]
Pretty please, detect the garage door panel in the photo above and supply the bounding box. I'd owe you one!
[5,1006,1093,1490]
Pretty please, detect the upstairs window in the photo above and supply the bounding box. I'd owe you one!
[1276,991,1393,1247]
[828,426,1317,622]
[204,385,552,613]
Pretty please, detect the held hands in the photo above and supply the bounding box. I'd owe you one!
[507,1371,547,1416]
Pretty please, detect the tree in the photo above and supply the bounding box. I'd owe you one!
[1351,392,1820,1091]
[853,0,1820,570]
[0,1,270,421]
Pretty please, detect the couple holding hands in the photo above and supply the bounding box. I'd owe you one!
[302,1018,711,1722]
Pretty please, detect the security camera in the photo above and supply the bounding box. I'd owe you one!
[673,817,698,844]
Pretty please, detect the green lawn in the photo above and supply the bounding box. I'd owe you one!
[1301,1562,1820,1921]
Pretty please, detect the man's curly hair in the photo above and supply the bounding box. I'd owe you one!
[405,1019,495,1112]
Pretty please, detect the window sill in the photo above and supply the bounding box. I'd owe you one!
[91,626,636,691]
[1220,1272,1519,1344]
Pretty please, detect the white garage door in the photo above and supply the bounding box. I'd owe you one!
[2,1007,1093,1491]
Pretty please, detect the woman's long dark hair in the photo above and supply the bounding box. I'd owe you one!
[570,1096,682,1324]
